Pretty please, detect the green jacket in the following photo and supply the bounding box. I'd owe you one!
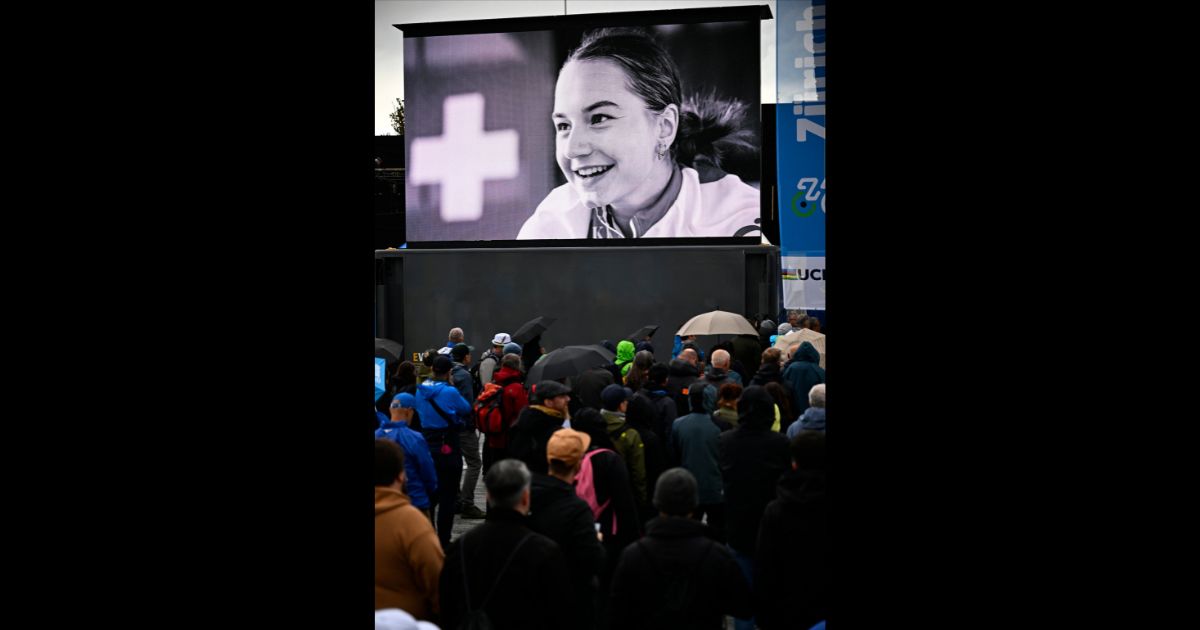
[601,408,646,504]
[616,340,636,378]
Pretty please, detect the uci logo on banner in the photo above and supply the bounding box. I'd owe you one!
[776,0,826,310]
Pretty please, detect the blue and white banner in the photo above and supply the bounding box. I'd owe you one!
[777,0,826,310]
[375,357,387,402]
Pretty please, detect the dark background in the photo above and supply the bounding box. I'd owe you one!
[376,244,778,367]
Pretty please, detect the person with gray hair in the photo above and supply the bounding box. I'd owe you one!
[446,327,465,348]
[610,468,751,629]
[788,383,826,438]
[694,348,740,417]
[439,459,572,630]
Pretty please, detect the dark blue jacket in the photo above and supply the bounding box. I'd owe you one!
[781,342,826,416]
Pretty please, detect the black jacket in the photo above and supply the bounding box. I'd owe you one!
[636,386,678,447]
[718,387,791,554]
[755,468,829,629]
[610,516,752,630]
[507,406,566,474]
[528,474,607,629]
[665,359,701,416]
[749,361,784,388]
[439,508,572,630]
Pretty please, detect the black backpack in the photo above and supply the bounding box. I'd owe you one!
[456,532,534,630]
[468,351,500,398]
[635,539,715,626]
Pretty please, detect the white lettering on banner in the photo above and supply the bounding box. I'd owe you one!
[409,93,520,222]
[794,3,826,142]
[796,177,827,214]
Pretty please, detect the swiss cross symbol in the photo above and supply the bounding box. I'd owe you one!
[409,93,520,222]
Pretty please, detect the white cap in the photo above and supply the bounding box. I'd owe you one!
[491,332,512,346]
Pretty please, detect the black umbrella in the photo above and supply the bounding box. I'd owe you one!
[512,315,557,345]
[627,324,659,341]
[525,345,615,383]
[375,337,404,364]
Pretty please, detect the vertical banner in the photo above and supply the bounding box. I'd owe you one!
[776,0,826,311]
[375,357,387,402]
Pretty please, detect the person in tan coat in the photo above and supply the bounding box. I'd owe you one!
[375,438,444,619]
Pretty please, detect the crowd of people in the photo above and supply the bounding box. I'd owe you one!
[375,311,827,630]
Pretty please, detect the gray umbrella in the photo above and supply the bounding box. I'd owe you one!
[675,310,758,336]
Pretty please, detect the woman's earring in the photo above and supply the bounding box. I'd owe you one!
[656,143,667,160]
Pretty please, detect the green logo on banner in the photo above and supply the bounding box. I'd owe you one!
[790,190,817,218]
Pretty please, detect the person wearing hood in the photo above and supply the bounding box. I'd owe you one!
[782,341,826,417]
[718,385,791,630]
[755,431,828,630]
[614,339,636,380]
[415,355,474,549]
[507,380,572,475]
[375,439,444,619]
[787,383,826,438]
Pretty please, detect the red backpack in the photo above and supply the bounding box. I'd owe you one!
[474,383,506,437]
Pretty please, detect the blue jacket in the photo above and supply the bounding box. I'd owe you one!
[414,379,472,431]
[788,406,826,439]
[376,421,439,509]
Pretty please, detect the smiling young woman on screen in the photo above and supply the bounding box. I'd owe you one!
[517,28,761,240]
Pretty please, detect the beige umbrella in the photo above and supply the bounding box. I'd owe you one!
[676,310,759,337]
[774,328,826,369]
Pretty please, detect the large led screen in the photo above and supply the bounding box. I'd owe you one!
[401,9,763,244]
